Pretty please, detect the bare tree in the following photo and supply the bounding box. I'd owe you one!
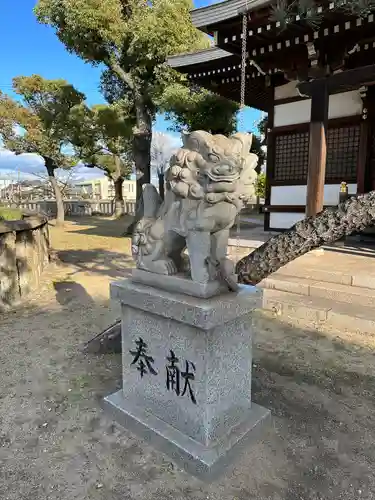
[151,132,179,200]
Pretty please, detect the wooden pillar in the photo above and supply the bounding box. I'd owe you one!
[264,90,275,232]
[356,115,369,195]
[306,80,329,217]
[357,86,374,194]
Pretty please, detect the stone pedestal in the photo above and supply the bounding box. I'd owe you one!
[104,279,270,479]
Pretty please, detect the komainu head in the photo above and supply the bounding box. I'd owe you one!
[165,130,258,207]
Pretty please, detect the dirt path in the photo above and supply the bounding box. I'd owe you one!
[1,218,375,499]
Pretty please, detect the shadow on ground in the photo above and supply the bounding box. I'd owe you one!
[325,239,375,259]
[64,215,134,238]
[63,214,264,240]
[56,248,134,280]
[53,281,97,307]
[1,285,375,500]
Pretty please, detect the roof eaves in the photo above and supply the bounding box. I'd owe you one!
[191,0,271,31]
[167,47,233,68]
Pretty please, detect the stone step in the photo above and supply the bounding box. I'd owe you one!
[278,265,353,287]
[278,263,375,289]
[261,274,375,307]
[261,275,312,296]
[262,289,375,334]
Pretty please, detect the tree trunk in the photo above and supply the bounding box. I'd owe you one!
[158,172,165,201]
[114,177,124,217]
[45,158,64,225]
[105,64,152,235]
[236,191,375,285]
[125,99,152,235]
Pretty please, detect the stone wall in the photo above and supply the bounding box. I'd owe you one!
[0,216,49,310]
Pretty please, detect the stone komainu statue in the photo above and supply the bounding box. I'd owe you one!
[132,130,258,287]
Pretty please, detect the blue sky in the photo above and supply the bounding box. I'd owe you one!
[0,0,260,181]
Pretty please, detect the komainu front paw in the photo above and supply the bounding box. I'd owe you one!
[148,257,178,275]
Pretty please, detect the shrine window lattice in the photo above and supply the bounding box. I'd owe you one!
[273,124,361,183]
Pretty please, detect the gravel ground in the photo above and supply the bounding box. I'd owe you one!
[1,218,375,500]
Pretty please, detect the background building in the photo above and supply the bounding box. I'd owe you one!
[73,177,136,201]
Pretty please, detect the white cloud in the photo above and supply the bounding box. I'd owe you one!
[0,150,106,181]
[0,150,45,180]
[68,164,106,182]
[0,130,182,182]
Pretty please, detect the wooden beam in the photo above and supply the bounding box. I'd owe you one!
[263,205,332,213]
[306,80,329,218]
[298,64,375,96]
[357,86,375,194]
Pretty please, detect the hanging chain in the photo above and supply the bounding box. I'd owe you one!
[239,10,248,131]
[236,8,248,271]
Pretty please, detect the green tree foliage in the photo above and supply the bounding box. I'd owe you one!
[255,172,266,199]
[159,83,239,136]
[250,134,266,174]
[0,75,85,223]
[35,0,209,209]
[258,116,268,137]
[68,103,134,216]
[249,114,268,173]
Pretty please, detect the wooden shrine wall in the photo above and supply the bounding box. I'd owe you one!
[265,86,363,231]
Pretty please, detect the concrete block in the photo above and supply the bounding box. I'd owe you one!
[327,302,375,334]
[280,267,353,286]
[352,274,375,290]
[261,275,311,296]
[262,289,331,322]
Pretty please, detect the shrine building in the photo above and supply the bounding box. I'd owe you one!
[167,0,375,232]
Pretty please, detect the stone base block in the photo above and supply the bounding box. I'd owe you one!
[104,390,270,480]
[106,279,270,479]
[131,268,233,298]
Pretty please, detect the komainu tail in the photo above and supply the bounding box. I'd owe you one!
[131,184,162,258]
[143,184,162,218]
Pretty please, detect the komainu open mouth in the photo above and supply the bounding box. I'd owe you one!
[205,165,240,183]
